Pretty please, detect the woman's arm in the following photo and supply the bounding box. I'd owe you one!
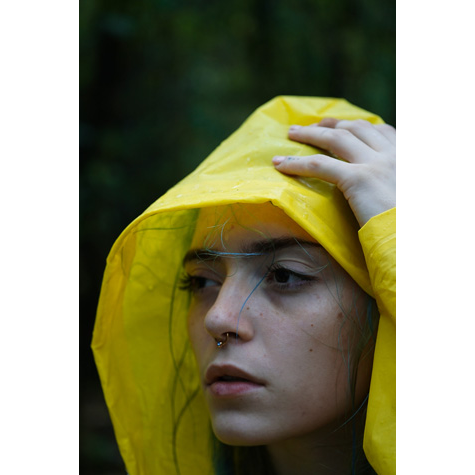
[272,118,395,227]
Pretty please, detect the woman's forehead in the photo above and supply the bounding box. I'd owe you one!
[191,202,316,250]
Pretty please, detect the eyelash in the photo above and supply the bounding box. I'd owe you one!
[179,273,204,293]
[265,263,316,290]
[179,272,221,294]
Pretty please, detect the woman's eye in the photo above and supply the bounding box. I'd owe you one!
[179,274,219,294]
[273,268,293,283]
[266,265,315,289]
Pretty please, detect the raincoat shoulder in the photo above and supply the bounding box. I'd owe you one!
[359,207,396,475]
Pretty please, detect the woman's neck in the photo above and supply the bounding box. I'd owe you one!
[267,439,352,474]
[265,415,367,475]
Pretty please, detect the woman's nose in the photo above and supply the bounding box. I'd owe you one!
[204,277,255,344]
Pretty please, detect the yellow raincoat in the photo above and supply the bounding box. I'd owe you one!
[92,96,395,474]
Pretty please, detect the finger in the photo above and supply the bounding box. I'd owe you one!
[374,124,396,145]
[309,119,395,150]
[333,120,394,152]
[272,154,350,185]
[288,125,374,164]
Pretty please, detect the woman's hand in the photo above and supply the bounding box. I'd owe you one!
[272,118,395,227]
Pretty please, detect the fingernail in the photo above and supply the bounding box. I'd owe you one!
[289,125,302,131]
[272,156,285,165]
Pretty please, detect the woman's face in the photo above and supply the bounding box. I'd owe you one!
[184,203,373,446]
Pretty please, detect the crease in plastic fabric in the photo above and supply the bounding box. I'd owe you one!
[92,95,395,474]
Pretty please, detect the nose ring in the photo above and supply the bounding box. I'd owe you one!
[215,332,230,349]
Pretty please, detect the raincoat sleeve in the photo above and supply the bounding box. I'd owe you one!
[358,207,396,475]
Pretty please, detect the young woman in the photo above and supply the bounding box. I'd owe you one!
[92,96,395,474]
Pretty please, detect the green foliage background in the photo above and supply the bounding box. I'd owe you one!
[80,0,395,472]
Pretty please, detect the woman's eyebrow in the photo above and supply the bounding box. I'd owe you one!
[241,237,321,255]
[182,237,321,265]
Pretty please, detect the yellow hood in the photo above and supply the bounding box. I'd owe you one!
[92,96,393,474]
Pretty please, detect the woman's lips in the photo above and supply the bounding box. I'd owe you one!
[205,364,265,397]
[209,380,263,396]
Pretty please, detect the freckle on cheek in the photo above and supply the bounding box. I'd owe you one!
[309,349,313,352]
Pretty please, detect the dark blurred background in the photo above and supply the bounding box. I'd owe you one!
[80,0,395,473]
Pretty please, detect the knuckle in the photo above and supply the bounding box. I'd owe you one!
[320,127,344,140]
[307,155,324,172]
[338,119,371,132]
[328,128,352,144]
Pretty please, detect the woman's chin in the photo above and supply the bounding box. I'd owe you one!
[211,420,274,447]
[213,429,262,447]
